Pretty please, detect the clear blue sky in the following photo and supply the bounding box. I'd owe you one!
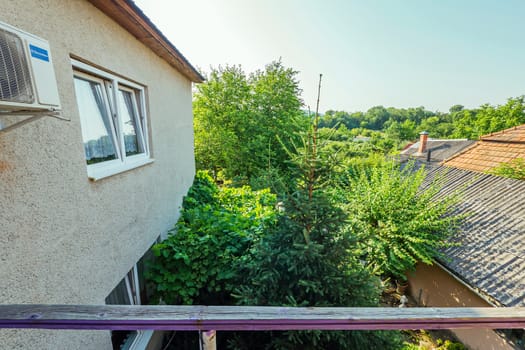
[134,0,525,113]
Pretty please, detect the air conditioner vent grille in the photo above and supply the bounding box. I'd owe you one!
[0,28,34,104]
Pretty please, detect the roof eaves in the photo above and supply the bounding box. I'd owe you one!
[87,0,205,83]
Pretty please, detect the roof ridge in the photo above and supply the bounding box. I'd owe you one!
[479,138,525,144]
[480,124,525,140]
[427,138,470,142]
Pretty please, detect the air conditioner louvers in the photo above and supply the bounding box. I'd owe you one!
[0,20,60,111]
[0,28,34,104]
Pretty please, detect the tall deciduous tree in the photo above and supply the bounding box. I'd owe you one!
[193,65,250,178]
[193,61,307,183]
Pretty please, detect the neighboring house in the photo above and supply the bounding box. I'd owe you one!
[443,124,525,173]
[0,1,203,350]
[403,130,525,349]
[400,131,475,165]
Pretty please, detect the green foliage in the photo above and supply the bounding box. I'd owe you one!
[318,96,525,148]
[340,161,462,279]
[193,61,307,183]
[489,158,525,180]
[193,65,249,179]
[231,118,403,349]
[438,339,467,350]
[401,339,466,350]
[320,106,435,136]
[385,120,418,143]
[179,170,218,211]
[401,343,421,350]
[401,330,467,350]
[342,153,390,181]
[319,140,384,173]
[147,171,277,305]
[469,97,525,138]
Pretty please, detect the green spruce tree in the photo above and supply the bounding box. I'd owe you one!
[232,76,402,350]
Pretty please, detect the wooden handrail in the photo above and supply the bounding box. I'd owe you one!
[1,305,524,331]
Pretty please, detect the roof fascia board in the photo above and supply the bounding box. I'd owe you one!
[88,0,204,83]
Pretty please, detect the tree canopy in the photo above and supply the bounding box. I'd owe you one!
[193,61,308,183]
[318,96,525,147]
[151,61,502,349]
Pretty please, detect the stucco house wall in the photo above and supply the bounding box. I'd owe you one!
[408,263,514,350]
[0,1,196,349]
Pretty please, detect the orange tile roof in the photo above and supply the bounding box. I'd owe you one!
[443,124,525,173]
[481,124,525,142]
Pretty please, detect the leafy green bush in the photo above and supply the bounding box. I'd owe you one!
[340,161,462,280]
[147,171,277,305]
[489,158,525,180]
[179,169,218,212]
[441,340,467,350]
[401,342,421,350]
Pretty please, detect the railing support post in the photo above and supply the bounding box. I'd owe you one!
[200,330,216,350]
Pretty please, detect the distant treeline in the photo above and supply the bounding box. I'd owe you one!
[319,96,525,141]
[194,60,525,181]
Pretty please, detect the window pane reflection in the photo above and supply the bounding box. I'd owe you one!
[74,77,117,164]
[118,89,144,156]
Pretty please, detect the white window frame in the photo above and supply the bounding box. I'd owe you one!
[123,267,153,350]
[72,59,153,181]
[106,263,153,350]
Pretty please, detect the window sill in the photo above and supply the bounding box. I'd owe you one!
[87,158,154,181]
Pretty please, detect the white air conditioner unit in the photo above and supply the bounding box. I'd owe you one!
[0,20,60,111]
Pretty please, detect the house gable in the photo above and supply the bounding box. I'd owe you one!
[400,138,474,164]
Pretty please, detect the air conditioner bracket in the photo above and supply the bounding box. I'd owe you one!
[0,109,65,133]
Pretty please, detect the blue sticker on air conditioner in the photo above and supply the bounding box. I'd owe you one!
[29,44,49,62]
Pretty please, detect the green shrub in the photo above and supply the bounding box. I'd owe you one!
[339,161,462,280]
[147,171,277,305]
[441,339,467,350]
[401,342,421,350]
[489,158,525,180]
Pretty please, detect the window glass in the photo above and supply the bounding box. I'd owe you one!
[72,60,151,180]
[137,249,155,305]
[105,274,138,349]
[105,245,156,350]
[134,92,147,138]
[104,278,131,305]
[118,89,144,156]
[74,77,118,164]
